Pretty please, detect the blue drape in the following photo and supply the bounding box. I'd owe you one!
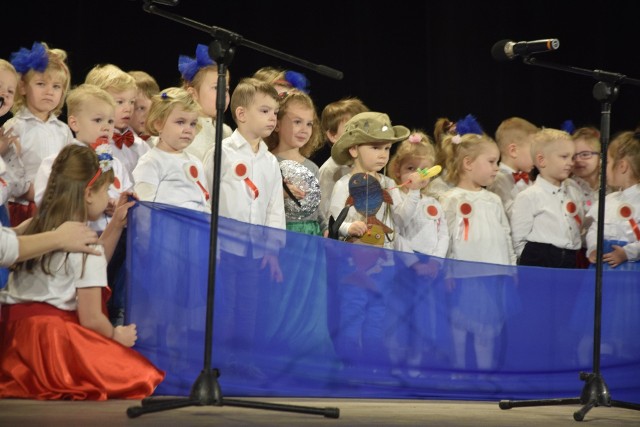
[127,202,640,402]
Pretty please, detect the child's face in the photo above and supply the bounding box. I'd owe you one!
[86,181,110,221]
[350,142,392,173]
[21,71,64,119]
[0,68,18,117]
[68,99,115,145]
[155,107,199,154]
[398,157,432,190]
[108,88,136,131]
[191,70,230,119]
[131,91,152,135]
[514,138,534,172]
[326,117,350,146]
[538,138,575,186]
[275,102,314,150]
[238,93,278,140]
[571,137,600,179]
[467,142,500,188]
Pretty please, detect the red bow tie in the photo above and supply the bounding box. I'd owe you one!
[113,130,134,149]
[90,136,110,150]
[512,171,530,184]
[139,134,151,142]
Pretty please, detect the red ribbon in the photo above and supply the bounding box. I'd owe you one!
[566,201,582,226]
[619,205,640,240]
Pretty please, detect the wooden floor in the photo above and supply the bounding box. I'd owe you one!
[1,397,640,426]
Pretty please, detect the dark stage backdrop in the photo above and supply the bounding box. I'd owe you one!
[3,0,639,165]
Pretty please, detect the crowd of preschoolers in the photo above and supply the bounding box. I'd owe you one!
[0,40,638,400]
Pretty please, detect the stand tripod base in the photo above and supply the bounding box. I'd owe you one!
[498,372,640,421]
[127,368,340,419]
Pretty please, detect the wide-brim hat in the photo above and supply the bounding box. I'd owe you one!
[331,112,410,165]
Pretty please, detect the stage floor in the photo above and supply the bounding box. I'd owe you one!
[1,397,639,426]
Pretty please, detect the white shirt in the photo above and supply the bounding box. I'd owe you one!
[33,140,133,232]
[426,174,454,201]
[586,183,640,262]
[2,107,72,198]
[0,245,107,311]
[395,190,449,258]
[132,148,211,213]
[440,187,516,266]
[318,156,351,230]
[184,116,233,164]
[487,163,532,219]
[109,127,150,183]
[0,227,19,267]
[203,129,286,256]
[510,176,585,256]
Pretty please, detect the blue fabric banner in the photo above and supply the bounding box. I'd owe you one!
[127,202,640,402]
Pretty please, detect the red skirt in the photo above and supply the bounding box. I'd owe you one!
[0,302,165,400]
[8,201,37,227]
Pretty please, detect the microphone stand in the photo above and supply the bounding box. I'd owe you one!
[127,1,342,419]
[497,55,640,421]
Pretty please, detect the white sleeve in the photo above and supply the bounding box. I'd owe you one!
[510,192,535,257]
[133,182,159,202]
[0,227,19,267]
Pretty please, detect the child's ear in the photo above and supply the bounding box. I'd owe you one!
[186,86,198,100]
[535,152,545,168]
[326,130,340,145]
[67,115,79,133]
[348,145,358,159]
[508,143,518,159]
[235,106,246,124]
[462,155,473,170]
[153,119,164,134]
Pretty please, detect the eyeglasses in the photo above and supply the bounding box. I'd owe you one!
[572,151,599,161]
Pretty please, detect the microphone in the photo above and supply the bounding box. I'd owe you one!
[142,0,179,5]
[492,39,560,61]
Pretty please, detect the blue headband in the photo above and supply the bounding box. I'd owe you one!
[178,44,216,82]
[10,42,48,74]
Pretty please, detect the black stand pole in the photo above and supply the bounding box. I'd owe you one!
[497,56,640,421]
[127,1,342,419]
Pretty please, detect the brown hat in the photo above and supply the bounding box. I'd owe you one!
[331,112,410,165]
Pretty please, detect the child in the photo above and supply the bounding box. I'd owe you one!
[569,126,602,211]
[203,77,285,379]
[586,130,640,269]
[33,84,133,232]
[128,70,160,146]
[0,144,164,400]
[427,117,457,200]
[317,97,369,232]
[252,66,310,95]
[180,44,232,164]
[3,42,73,226]
[487,117,538,218]
[132,87,210,213]
[439,117,516,370]
[328,111,423,371]
[85,63,150,181]
[0,60,20,224]
[265,89,324,234]
[386,130,450,376]
[511,128,585,268]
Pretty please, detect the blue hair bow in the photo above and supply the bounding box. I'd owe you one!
[284,70,310,93]
[560,119,576,135]
[10,42,48,74]
[178,44,215,82]
[456,114,484,136]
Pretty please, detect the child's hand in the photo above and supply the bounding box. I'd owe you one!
[404,171,430,191]
[347,220,368,238]
[261,253,283,283]
[0,127,19,156]
[113,324,138,347]
[284,181,305,200]
[110,192,137,229]
[587,250,597,264]
[411,259,440,278]
[603,245,628,268]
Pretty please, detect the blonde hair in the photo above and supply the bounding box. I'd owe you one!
[12,43,71,116]
[66,84,115,117]
[388,130,436,189]
[145,87,202,136]
[608,130,640,180]
[320,97,369,141]
[181,63,228,92]
[229,77,279,124]
[253,66,286,86]
[13,145,113,275]
[85,64,137,93]
[571,126,601,152]
[265,90,323,157]
[530,128,571,165]
[495,117,539,154]
[443,133,497,185]
[129,70,160,99]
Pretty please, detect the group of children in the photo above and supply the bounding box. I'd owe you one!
[0,37,638,399]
